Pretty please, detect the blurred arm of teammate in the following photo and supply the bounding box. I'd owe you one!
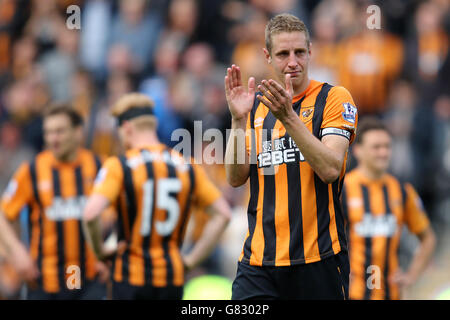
[390,184,436,288]
[224,64,255,187]
[0,211,39,282]
[257,75,350,184]
[390,227,436,288]
[82,195,125,262]
[182,197,231,271]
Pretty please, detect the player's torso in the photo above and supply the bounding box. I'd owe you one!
[252,84,319,170]
[344,170,405,300]
[33,149,99,221]
[242,81,347,266]
[30,149,101,292]
[114,145,195,287]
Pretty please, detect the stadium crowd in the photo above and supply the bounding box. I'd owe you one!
[0,0,448,299]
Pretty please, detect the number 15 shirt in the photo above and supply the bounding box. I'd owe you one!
[92,144,221,288]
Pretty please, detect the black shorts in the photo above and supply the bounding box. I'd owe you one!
[232,250,349,300]
[26,278,107,300]
[111,281,183,300]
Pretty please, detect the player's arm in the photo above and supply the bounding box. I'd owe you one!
[258,76,353,183]
[82,158,123,261]
[400,227,436,285]
[183,197,231,271]
[83,194,111,260]
[0,210,39,281]
[224,64,255,187]
[0,164,39,281]
[391,184,436,287]
[183,164,231,270]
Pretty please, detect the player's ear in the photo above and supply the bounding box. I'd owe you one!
[263,48,271,64]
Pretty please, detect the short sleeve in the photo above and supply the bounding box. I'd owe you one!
[92,157,124,204]
[321,86,358,144]
[192,164,222,210]
[403,183,430,235]
[1,163,33,221]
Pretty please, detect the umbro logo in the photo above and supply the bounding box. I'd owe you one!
[254,117,264,127]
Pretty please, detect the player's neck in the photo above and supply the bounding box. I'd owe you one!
[357,165,385,181]
[129,131,160,149]
[54,148,79,163]
[292,76,310,97]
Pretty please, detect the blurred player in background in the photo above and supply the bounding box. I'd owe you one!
[83,93,231,300]
[225,13,358,299]
[341,117,436,300]
[0,104,109,299]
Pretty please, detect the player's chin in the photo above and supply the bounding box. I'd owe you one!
[375,162,390,173]
[290,74,304,86]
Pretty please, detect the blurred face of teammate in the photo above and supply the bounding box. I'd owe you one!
[264,31,311,93]
[355,130,392,176]
[44,114,81,161]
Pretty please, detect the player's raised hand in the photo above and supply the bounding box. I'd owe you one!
[257,74,295,122]
[224,64,255,121]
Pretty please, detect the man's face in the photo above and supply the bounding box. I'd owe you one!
[265,31,310,90]
[44,114,80,161]
[355,130,392,174]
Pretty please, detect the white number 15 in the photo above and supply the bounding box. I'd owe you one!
[141,178,182,237]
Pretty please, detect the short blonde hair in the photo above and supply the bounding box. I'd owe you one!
[265,13,310,55]
[111,93,157,130]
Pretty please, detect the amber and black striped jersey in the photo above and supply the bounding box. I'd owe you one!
[92,143,221,287]
[341,169,430,300]
[1,149,102,293]
[240,79,358,267]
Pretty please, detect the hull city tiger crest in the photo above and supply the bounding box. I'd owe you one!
[300,106,314,123]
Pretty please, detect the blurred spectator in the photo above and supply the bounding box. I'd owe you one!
[250,0,309,24]
[309,0,340,84]
[0,122,34,191]
[89,71,135,157]
[194,0,236,63]
[164,0,198,47]
[38,21,79,101]
[182,42,229,131]
[383,79,418,183]
[79,0,112,82]
[230,8,272,85]
[24,0,64,54]
[429,95,450,225]
[11,35,37,81]
[139,34,185,147]
[0,0,30,82]
[107,0,162,76]
[337,2,404,115]
[404,0,448,99]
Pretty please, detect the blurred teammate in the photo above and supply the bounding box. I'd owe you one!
[83,93,231,300]
[0,104,109,299]
[225,13,358,299]
[342,117,436,300]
